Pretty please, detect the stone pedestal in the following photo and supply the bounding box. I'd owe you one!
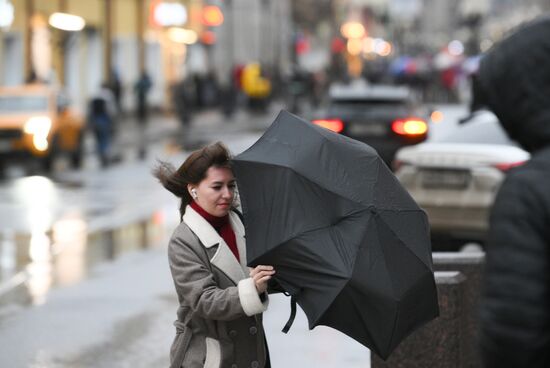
[433,252,485,368]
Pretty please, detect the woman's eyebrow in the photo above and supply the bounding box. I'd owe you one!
[210,180,236,185]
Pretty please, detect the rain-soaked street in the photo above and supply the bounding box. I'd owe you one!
[0,108,272,366]
[0,104,467,367]
[0,107,274,308]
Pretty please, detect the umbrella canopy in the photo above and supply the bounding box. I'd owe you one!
[232,110,439,359]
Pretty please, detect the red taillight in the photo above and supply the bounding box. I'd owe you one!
[391,118,428,136]
[494,161,526,172]
[312,119,344,133]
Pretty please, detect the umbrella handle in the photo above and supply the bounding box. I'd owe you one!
[281,296,297,334]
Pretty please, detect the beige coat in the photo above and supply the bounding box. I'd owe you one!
[168,205,269,368]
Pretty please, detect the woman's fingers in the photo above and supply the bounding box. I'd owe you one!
[255,275,272,293]
[252,269,275,281]
[249,265,275,277]
[256,275,272,284]
[249,265,275,293]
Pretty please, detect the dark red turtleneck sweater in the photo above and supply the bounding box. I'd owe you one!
[190,201,240,262]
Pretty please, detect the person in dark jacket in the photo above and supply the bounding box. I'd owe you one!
[477,15,550,368]
[134,71,152,159]
[87,83,116,167]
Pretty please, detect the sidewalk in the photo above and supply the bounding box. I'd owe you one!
[0,245,371,367]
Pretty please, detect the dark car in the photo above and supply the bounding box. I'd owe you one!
[313,81,428,166]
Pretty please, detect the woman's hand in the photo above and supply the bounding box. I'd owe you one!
[250,265,275,294]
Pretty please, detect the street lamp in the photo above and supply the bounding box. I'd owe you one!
[167,27,198,45]
[202,5,224,27]
[0,0,14,30]
[48,12,85,32]
[340,21,366,39]
[152,1,187,27]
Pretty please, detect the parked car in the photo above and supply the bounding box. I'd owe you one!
[312,80,429,166]
[0,84,85,172]
[393,110,530,249]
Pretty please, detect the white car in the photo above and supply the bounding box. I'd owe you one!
[393,110,530,249]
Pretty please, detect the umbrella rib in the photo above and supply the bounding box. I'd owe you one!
[278,206,371,280]
[374,211,433,273]
[326,285,385,356]
[347,288,384,355]
[279,207,366,242]
[386,301,401,357]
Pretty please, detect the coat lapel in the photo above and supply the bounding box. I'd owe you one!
[183,206,247,285]
[229,210,248,273]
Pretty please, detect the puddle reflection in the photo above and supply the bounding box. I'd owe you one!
[14,176,58,232]
[0,210,171,313]
[52,216,87,287]
[0,231,16,280]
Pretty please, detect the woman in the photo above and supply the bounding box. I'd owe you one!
[154,142,275,368]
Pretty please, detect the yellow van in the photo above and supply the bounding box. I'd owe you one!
[0,84,84,171]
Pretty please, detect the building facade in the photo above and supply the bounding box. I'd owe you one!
[0,0,293,113]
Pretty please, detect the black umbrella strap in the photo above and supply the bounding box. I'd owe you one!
[282,296,297,334]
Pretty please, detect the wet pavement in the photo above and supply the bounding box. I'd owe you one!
[0,103,466,367]
[0,246,372,367]
[0,104,281,305]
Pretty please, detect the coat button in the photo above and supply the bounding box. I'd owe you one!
[249,326,258,335]
[251,361,259,368]
[229,330,238,338]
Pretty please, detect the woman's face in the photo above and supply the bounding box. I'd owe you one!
[191,166,236,217]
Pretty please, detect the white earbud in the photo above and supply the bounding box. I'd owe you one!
[191,189,198,199]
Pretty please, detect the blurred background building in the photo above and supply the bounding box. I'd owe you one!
[0,0,293,114]
[1,0,549,113]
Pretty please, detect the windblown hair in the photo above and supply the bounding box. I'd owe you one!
[153,142,232,220]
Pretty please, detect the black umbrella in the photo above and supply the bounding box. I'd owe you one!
[232,110,439,359]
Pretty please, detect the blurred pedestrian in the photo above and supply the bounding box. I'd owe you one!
[134,71,152,159]
[200,71,220,108]
[220,73,237,118]
[477,15,550,368]
[153,142,274,368]
[134,71,152,122]
[287,67,309,114]
[109,69,123,115]
[87,83,116,167]
[171,76,196,127]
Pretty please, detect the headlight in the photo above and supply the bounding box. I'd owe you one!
[24,116,52,136]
